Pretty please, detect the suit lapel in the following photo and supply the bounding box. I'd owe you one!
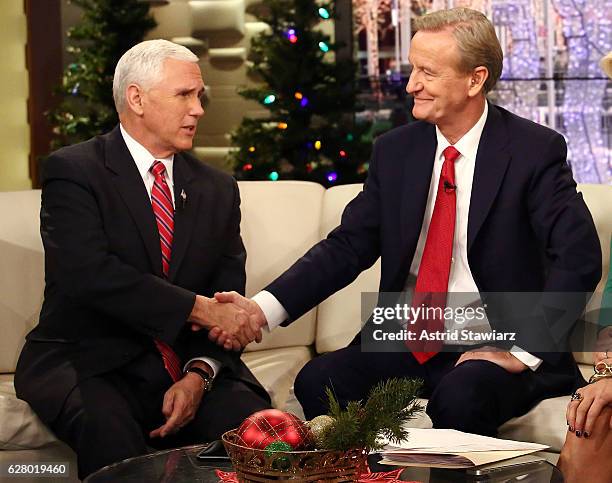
[467,103,511,251]
[396,123,437,287]
[168,153,202,281]
[104,127,162,276]
[401,124,437,248]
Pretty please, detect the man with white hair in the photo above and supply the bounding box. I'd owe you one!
[14,39,270,479]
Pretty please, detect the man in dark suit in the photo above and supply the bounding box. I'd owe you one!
[14,39,269,479]
[214,8,602,436]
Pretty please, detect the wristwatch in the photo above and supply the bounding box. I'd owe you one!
[185,365,213,392]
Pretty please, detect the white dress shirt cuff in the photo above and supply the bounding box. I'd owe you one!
[184,357,222,379]
[252,290,289,331]
[510,346,543,371]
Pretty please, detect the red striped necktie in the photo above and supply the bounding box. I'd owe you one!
[150,160,183,383]
[407,146,460,364]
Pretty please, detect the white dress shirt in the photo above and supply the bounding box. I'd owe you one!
[253,103,541,371]
[120,125,221,378]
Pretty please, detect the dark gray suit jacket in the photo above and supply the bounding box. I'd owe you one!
[15,126,269,423]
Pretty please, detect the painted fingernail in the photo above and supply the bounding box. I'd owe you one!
[568,426,574,432]
[575,431,581,437]
[584,432,590,438]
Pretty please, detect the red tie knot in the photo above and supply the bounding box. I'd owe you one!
[443,146,460,163]
[151,160,166,178]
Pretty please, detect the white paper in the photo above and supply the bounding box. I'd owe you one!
[380,428,548,454]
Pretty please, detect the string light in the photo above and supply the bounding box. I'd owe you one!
[242,163,253,171]
[294,92,303,100]
[277,122,288,129]
[346,134,354,141]
[318,42,329,53]
[248,146,256,152]
[318,7,330,19]
[491,2,609,183]
[327,172,338,183]
[263,94,276,105]
[269,171,279,181]
[300,97,309,107]
[286,28,298,44]
[339,150,346,157]
[314,140,322,150]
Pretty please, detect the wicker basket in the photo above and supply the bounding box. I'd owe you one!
[222,430,368,482]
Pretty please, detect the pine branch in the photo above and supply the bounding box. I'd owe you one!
[316,378,423,452]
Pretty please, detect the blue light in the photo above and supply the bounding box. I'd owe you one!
[300,97,309,107]
[318,8,330,19]
[327,172,338,183]
[269,171,279,181]
[318,42,329,53]
[263,95,276,105]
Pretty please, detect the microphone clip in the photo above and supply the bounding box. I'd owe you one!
[180,189,187,209]
[443,180,457,193]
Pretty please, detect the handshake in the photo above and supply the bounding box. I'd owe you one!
[188,292,267,351]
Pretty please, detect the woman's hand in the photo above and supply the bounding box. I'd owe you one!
[566,378,612,437]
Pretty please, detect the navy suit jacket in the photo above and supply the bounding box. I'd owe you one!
[267,103,602,368]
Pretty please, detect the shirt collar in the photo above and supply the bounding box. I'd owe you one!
[434,101,488,162]
[119,124,174,182]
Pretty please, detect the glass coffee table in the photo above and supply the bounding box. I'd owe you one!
[84,444,563,482]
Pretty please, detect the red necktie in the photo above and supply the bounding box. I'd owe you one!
[407,146,460,364]
[150,160,183,383]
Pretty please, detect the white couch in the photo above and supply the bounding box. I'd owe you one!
[1,181,610,480]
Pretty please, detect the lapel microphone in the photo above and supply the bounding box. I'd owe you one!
[444,181,457,193]
[179,189,187,209]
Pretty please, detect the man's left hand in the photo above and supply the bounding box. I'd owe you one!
[149,371,206,438]
[455,346,529,373]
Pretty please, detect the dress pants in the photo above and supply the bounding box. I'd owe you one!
[294,345,572,436]
[50,350,271,479]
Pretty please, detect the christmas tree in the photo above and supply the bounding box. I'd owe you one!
[230,0,371,187]
[49,0,156,150]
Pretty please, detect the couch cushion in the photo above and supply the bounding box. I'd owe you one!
[573,185,611,364]
[0,190,43,373]
[238,181,324,352]
[241,346,312,410]
[498,396,570,452]
[578,184,612,295]
[0,375,58,450]
[316,184,381,354]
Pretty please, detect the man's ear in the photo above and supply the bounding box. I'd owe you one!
[125,84,145,116]
[468,66,489,97]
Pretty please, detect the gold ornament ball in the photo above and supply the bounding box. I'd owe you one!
[306,415,334,438]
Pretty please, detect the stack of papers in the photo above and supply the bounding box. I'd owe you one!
[379,429,548,469]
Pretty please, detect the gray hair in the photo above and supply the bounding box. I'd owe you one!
[413,7,503,93]
[113,39,199,113]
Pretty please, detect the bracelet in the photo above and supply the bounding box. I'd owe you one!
[588,361,612,384]
[185,366,213,392]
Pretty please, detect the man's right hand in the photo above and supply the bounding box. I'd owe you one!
[210,291,268,348]
[188,295,262,351]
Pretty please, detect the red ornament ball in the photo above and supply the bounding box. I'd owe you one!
[236,409,314,450]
